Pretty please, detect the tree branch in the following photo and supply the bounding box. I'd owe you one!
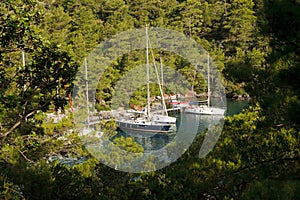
[0,92,58,138]
[17,149,34,163]
[0,110,37,138]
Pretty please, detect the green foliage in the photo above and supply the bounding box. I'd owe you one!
[223,0,257,52]
[95,66,121,110]
[0,0,78,137]
[129,83,169,108]
[0,180,25,200]
[242,179,300,200]
[113,136,144,153]
[100,119,118,139]
[1,0,300,199]
[168,0,203,38]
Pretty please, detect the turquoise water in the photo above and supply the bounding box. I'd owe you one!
[226,99,249,116]
[115,99,249,151]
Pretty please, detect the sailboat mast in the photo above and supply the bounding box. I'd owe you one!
[207,52,211,107]
[160,58,164,115]
[160,58,163,92]
[146,25,151,118]
[85,57,90,127]
[159,58,168,116]
[22,51,25,66]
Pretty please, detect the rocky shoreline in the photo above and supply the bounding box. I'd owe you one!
[194,91,251,101]
[226,93,251,101]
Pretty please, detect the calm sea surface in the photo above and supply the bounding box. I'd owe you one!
[114,99,249,151]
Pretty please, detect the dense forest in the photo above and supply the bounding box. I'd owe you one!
[1,0,299,199]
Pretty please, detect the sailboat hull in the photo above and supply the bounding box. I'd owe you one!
[117,120,173,133]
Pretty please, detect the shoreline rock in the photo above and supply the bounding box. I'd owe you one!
[227,93,251,101]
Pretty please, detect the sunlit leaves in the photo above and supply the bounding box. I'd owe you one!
[223,0,256,51]
[0,0,40,50]
[113,136,144,153]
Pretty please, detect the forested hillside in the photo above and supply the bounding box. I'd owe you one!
[1,0,299,199]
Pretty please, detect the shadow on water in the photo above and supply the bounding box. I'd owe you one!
[226,99,249,116]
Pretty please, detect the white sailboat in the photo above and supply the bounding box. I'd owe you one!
[185,53,226,115]
[116,25,176,134]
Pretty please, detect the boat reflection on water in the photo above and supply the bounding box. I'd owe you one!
[189,113,224,134]
[113,125,175,151]
[114,113,225,152]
